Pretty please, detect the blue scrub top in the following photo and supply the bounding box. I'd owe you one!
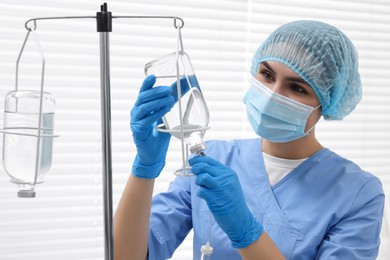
[148,138,385,259]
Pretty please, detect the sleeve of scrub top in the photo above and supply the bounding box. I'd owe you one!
[315,177,385,260]
[147,176,193,260]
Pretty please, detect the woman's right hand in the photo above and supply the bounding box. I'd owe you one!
[130,75,175,178]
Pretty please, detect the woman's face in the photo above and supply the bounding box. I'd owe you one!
[255,61,322,132]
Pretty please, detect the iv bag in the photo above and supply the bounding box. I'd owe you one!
[2,90,55,198]
[144,51,210,154]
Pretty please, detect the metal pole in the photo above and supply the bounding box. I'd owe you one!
[99,30,114,260]
[97,3,113,259]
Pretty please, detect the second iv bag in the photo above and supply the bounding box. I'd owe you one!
[144,51,210,154]
[2,90,55,197]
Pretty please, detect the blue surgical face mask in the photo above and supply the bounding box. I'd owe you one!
[243,76,321,143]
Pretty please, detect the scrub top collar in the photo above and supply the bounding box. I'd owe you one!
[242,138,327,232]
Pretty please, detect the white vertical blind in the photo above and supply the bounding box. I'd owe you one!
[0,0,388,259]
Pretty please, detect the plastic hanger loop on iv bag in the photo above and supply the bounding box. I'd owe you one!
[0,28,58,198]
[144,26,210,176]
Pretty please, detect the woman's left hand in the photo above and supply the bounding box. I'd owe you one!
[189,156,263,248]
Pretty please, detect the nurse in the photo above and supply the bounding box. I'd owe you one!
[114,20,385,259]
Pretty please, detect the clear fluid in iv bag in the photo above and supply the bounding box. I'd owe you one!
[2,111,54,187]
[145,52,209,175]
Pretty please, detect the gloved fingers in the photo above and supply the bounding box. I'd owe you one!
[135,86,173,107]
[157,117,164,125]
[139,74,156,93]
[170,77,190,102]
[192,166,226,179]
[195,172,219,189]
[187,75,200,88]
[196,188,225,208]
[189,156,227,178]
[132,95,175,121]
[196,187,210,202]
[132,103,174,130]
[189,155,224,168]
[190,161,216,177]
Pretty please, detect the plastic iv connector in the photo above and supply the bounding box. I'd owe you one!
[200,242,214,259]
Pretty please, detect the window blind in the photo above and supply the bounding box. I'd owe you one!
[0,0,389,259]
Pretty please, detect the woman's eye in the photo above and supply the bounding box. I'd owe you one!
[291,84,308,94]
[261,70,274,81]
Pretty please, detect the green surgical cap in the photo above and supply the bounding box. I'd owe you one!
[251,20,362,120]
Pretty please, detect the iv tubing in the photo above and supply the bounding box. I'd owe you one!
[200,211,214,259]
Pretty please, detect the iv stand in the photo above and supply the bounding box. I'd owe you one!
[20,3,184,260]
[98,6,113,260]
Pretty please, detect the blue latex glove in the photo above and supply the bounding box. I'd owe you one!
[189,156,264,248]
[131,75,175,178]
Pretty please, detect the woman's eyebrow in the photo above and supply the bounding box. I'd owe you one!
[262,61,310,86]
[286,76,310,86]
[262,61,276,75]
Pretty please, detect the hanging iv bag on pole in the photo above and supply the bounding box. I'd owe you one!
[2,90,55,197]
[144,50,210,176]
[0,28,57,198]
